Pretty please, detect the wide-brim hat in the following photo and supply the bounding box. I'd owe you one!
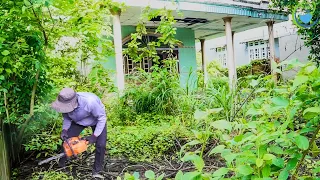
[51,88,78,113]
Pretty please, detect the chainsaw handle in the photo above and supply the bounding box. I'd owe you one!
[80,136,90,145]
[65,138,77,158]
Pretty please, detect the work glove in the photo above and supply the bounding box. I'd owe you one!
[60,129,68,140]
[85,134,97,144]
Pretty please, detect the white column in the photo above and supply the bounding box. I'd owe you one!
[266,21,277,82]
[223,17,236,89]
[112,12,125,92]
[200,39,208,85]
[232,31,235,59]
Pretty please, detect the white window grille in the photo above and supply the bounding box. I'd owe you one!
[248,40,270,61]
[123,50,179,75]
[216,46,227,68]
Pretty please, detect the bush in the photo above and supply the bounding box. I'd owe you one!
[108,123,190,162]
[237,64,252,77]
[120,66,183,115]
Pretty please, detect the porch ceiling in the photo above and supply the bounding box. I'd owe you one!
[118,0,288,40]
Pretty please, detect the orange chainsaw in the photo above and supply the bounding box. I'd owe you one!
[38,136,89,165]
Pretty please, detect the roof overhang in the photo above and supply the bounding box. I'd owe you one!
[115,0,289,40]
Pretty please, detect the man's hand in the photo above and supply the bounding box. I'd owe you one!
[85,135,97,144]
[60,129,68,140]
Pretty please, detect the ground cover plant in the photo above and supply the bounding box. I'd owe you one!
[1,0,320,180]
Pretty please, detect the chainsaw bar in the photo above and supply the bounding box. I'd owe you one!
[38,153,65,165]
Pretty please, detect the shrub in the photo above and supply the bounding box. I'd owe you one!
[120,66,182,115]
[237,64,252,77]
[108,123,190,162]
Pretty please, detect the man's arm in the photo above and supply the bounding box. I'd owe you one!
[90,101,106,137]
[62,113,72,130]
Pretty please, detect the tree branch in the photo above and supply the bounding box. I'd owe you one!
[27,0,48,46]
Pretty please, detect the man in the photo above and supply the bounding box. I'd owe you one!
[51,87,106,179]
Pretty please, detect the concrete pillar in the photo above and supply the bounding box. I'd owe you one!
[232,31,235,61]
[111,11,125,92]
[200,39,208,85]
[223,17,236,89]
[266,21,277,82]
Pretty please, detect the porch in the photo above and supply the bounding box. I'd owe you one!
[107,0,288,91]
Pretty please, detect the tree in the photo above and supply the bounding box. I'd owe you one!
[0,0,116,176]
[270,0,320,65]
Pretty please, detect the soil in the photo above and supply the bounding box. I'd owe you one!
[16,151,225,180]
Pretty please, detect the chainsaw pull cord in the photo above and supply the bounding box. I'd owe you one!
[65,138,77,158]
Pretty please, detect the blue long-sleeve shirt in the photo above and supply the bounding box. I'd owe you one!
[62,92,106,137]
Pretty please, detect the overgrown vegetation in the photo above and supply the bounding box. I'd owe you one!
[2,0,320,180]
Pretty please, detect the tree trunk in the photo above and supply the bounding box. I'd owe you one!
[0,130,10,180]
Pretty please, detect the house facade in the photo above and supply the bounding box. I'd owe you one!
[107,0,288,91]
[196,16,310,78]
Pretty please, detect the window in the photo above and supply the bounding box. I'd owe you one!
[255,48,260,59]
[216,46,227,68]
[122,34,180,75]
[248,40,270,61]
[261,47,266,58]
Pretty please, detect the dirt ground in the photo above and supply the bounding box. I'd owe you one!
[16,151,224,180]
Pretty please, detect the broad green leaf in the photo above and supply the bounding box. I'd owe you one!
[305,65,317,74]
[295,135,309,150]
[234,134,243,142]
[45,0,50,7]
[191,130,202,140]
[0,75,4,80]
[237,165,253,176]
[246,108,263,116]
[133,172,140,179]
[303,107,320,119]
[269,146,283,155]
[194,110,208,120]
[293,75,308,87]
[182,154,204,172]
[1,50,10,56]
[271,97,289,108]
[278,170,289,180]
[212,167,229,177]
[256,158,264,167]
[312,167,320,174]
[263,154,275,161]
[209,145,225,155]
[145,170,155,179]
[223,153,237,165]
[286,158,298,170]
[262,165,271,177]
[211,120,232,131]
[300,127,316,134]
[185,140,201,146]
[182,172,201,180]
[272,158,285,168]
[250,79,259,87]
[175,171,183,180]
[207,108,223,114]
[156,174,164,180]
[5,69,12,73]
[24,0,31,6]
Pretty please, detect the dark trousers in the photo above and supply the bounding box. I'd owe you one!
[59,122,107,173]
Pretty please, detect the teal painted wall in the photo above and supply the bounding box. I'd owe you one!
[106,26,198,89]
[175,28,197,90]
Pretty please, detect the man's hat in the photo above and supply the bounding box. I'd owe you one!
[51,88,78,113]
